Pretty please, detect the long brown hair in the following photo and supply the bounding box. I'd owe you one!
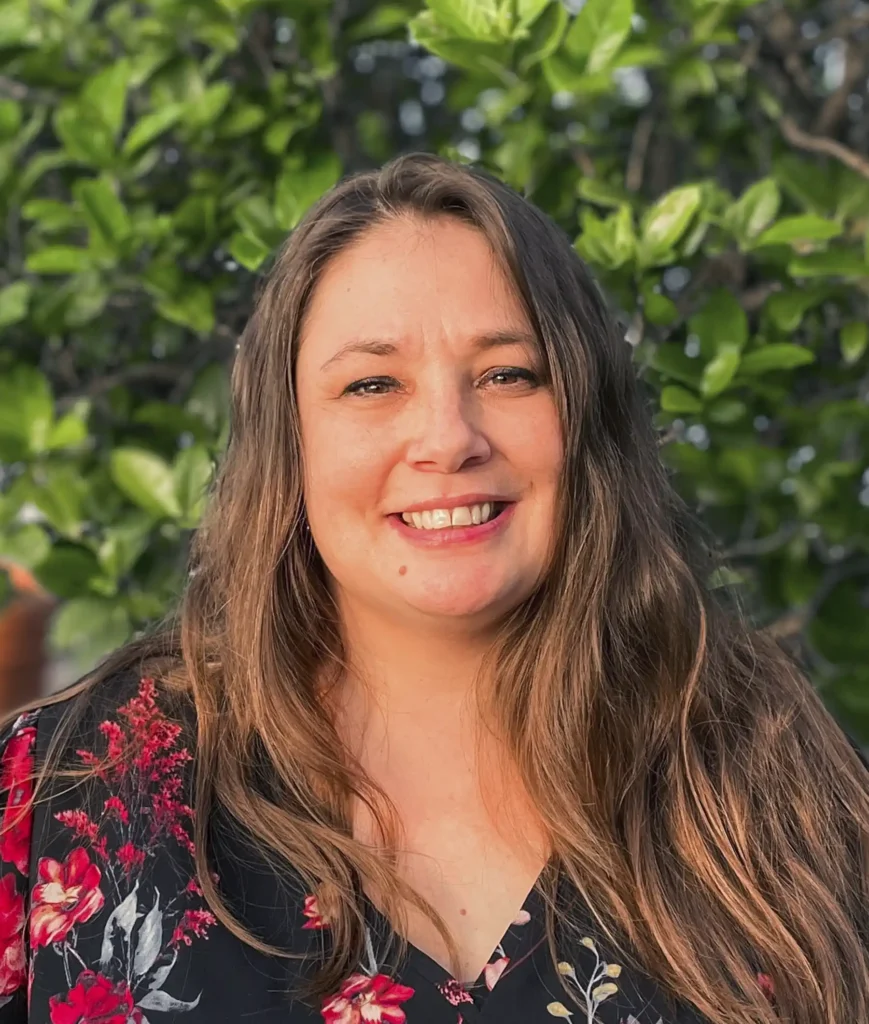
[22,153,869,1023]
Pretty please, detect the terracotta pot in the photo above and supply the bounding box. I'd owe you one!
[0,560,56,714]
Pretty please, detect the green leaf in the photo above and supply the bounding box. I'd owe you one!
[648,343,702,387]
[263,117,300,156]
[0,525,50,569]
[64,275,109,328]
[29,467,88,538]
[426,0,503,39]
[700,348,741,398]
[752,214,842,248]
[46,407,89,450]
[184,81,233,130]
[187,364,230,434]
[173,445,213,523]
[347,4,409,41]
[788,251,869,278]
[564,0,634,73]
[724,178,780,246]
[218,103,267,138]
[21,198,81,231]
[122,103,183,157]
[228,231,271,271]
[51,597,132,656]
[32,545,101,599]
[707,398,746,424]
[578,178,630,208]
[80,59,131,138]
[0,1,33,47]
[110,447,182,518]
[739,344,815,375]
[835,175,869,221]
[516,0,550,30]
[517,1,568,71]
[689,289,748,359]
[773,155,832,215]
[409,11,510,71]
[53,103,115,168]
[0,99,22,141]
[25,246,93,275]
[97,517,151,581]
[274,153,342,231]
[660,384,702,413]
[74,176,131,247]
[0,280,31,328]
[234,195,277,244]
[0,364,53,453]
[638,185,702,266]
[669,57,717,104]
[156,284,215,335]
[764,289,827,333]
[841,322,868,366]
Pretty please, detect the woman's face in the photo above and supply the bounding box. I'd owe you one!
[296,215,563,630]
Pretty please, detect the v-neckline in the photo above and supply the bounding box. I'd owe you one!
[362,874,547,1011]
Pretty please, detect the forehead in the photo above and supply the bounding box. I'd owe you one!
[298,216,530,353]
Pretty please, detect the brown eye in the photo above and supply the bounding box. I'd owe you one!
[342,376,398,396]
[480,367,540,389]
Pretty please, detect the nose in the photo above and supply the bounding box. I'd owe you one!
[404,380,491,474]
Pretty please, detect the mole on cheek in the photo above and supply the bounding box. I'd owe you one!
[398,565,407,576]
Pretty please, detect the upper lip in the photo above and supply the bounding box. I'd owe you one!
[391,494,515,514]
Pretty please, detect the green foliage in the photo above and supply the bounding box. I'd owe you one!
[2,0,869,736]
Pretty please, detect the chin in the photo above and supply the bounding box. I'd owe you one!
[401,579,524,623]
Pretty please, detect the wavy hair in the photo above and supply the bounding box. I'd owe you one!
[21,153,869,1023]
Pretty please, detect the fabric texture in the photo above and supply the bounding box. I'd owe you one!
[0,672,773,1023]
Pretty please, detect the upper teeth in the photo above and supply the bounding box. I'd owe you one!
[401,503,495,529]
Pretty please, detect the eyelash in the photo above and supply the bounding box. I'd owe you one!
[342,367,541,397]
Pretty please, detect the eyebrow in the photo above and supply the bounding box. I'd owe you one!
[319,328,538,372]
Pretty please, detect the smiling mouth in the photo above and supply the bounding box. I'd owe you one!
[395,502,510,531]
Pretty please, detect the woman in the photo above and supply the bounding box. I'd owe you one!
[0,152,866,1024]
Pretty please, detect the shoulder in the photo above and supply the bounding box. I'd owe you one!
[24,665,196,765]
[0,670,223,1021]
[0,665,199,874]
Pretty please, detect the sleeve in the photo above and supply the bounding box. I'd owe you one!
[0,709,40,1023]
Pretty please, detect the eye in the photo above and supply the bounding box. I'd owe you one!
[341,376,399,397]
[479,366,540,389]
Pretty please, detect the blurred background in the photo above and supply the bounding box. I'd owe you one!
[0,0,868,734]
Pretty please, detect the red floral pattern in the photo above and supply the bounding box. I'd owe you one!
[0,678,779,1024]
[48,970,141,1024]
[31,848,105,947]
[0,726,35,875]
[0,681,218,1020]
[757,971,775,1003]
[302,893,329,929]
[436,979,473,1006]
[321,972,415,1023]
[0,873,25,997]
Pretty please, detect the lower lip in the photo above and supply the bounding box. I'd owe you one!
[388,504,516,547]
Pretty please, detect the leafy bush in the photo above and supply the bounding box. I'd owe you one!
[2,0,868,733]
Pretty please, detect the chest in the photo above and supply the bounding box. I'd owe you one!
[352,756,549,984]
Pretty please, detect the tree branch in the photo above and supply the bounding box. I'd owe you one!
[763,555,869,639]
[626,113,655,192]
[721,523,802,560]
[780,115,869,181]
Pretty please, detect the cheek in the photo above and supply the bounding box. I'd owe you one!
[301,415,390,523]
[501,402,563,482]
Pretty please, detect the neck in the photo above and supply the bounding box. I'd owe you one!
[335,596,496,716]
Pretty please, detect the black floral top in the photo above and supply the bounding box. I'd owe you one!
[0,672,773,1024]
